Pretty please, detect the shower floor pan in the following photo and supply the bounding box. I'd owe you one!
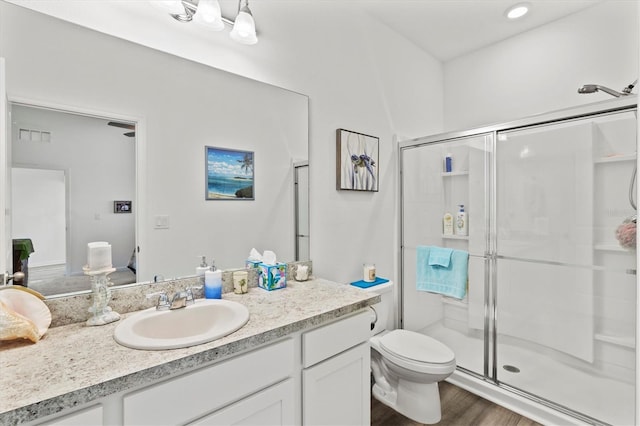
[423,323,633,425]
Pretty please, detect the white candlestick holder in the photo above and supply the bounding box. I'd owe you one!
[83,266,120,326]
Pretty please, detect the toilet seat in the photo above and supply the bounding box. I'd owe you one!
[376,329,456,374]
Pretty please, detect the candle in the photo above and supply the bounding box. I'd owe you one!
[363,263,376,282]
[295,265,309,281]
[87,241,112,271]
[233,270,249,294]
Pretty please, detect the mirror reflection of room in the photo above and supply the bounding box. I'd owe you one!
[11,105,136,296]
[1,3,309,297]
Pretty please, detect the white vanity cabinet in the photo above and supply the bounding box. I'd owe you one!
[123,339,294,425]
[301,309,371,425]
[27,308,374,426]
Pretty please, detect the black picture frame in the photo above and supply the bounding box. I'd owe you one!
[114,200,132,213]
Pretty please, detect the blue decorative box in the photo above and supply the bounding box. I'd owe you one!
[258,263,287,291]
[246,259,261,269]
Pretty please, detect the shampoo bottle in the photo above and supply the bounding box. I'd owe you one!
[204,261,222,299]
[444,153,452,173]
[196,256,209,277]
[443,212,454,236]
[455,204,468,236]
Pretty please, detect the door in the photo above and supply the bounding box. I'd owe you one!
[294,162,309,261]
[0,57,11,285]
[302,342,370,425]
[11,168,67,275]
[400,133,491,376]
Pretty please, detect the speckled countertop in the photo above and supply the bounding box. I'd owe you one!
[0,278,379,425]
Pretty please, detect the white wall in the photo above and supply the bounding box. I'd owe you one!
[0,1,444,285]
[0,3,308,281]
[11,106,135,274]
[444,1,639,131]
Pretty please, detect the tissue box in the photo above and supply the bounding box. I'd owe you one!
[258,263,287,291]
[246,259,262,269]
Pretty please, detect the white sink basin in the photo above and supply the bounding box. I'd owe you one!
[114,299,250,350]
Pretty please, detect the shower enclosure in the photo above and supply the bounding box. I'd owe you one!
[399,97,637,425]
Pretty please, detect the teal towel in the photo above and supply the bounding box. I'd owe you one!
[428,247,453,267]
[417,246,468,299]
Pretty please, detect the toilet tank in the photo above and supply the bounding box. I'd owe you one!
[359,281,394,335]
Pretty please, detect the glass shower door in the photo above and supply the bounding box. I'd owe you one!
[494,110,637,425]
[400,133,491,377]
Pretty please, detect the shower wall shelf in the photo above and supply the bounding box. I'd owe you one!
[594,333,635,349]
[593,153,636,164]
[441,297,468,308]
[593,244,633,253]
[440,171,469,177]
[442,234,469,240]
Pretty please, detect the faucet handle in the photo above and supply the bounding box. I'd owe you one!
[185,285,203,305]
[146,291,170,310]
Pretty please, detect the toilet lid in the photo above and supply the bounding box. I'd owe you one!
[379,329,454,364]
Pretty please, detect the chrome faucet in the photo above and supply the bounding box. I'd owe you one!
[146,291,171,310]
[146,286,202,311]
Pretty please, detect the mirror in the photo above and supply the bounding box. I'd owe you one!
[0,3,309,297]
[11,105,137,296]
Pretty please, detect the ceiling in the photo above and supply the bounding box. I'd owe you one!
[7,0,603,63]
[356,0,603,61]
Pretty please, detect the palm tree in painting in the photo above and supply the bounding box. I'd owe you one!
[238,153,253,175]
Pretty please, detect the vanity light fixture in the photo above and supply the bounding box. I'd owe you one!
[505,3,530,20]
[156,0,258,45]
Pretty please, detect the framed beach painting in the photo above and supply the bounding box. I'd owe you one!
[336,128,379,192]
[205,146,255,200]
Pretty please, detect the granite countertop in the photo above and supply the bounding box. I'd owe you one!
[0,279,379,424]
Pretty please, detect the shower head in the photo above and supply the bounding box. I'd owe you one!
[578,79,637,98]
[577,84,626,97]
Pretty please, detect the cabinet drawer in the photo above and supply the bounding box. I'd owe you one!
[188,379,295,425]
[123,338,293,425]
[302,309,370,368]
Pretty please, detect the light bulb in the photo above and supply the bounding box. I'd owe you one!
[230,5,258,45]
[194,0,224,31]
[505,3,530,19]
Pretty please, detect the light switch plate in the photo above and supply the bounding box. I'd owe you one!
[154,215,170,229]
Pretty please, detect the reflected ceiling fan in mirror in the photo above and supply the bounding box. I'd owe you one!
[108,121,136,138]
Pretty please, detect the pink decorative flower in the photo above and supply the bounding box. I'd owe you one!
[616,219,636,250]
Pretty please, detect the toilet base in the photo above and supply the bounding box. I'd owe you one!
[372,380,442,424]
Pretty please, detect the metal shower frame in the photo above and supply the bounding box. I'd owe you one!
[397,95,638,425]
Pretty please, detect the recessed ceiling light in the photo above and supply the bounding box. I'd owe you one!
[505,3,530,20]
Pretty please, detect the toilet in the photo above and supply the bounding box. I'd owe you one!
[361,281,456,424]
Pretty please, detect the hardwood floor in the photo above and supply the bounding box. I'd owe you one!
[371,381,542,426]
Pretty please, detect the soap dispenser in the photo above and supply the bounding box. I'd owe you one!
[196,256,209,277]
[455,204,468,236]
[204,260,222,299]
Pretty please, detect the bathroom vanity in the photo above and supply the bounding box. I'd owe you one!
[0,279,379,425]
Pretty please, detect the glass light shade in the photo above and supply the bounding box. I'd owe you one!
[230,6,258,45]
[194,0,224,31]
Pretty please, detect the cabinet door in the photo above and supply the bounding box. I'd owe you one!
[35,405,103,426]
[188,379,294,426]
[303,342,370,426]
